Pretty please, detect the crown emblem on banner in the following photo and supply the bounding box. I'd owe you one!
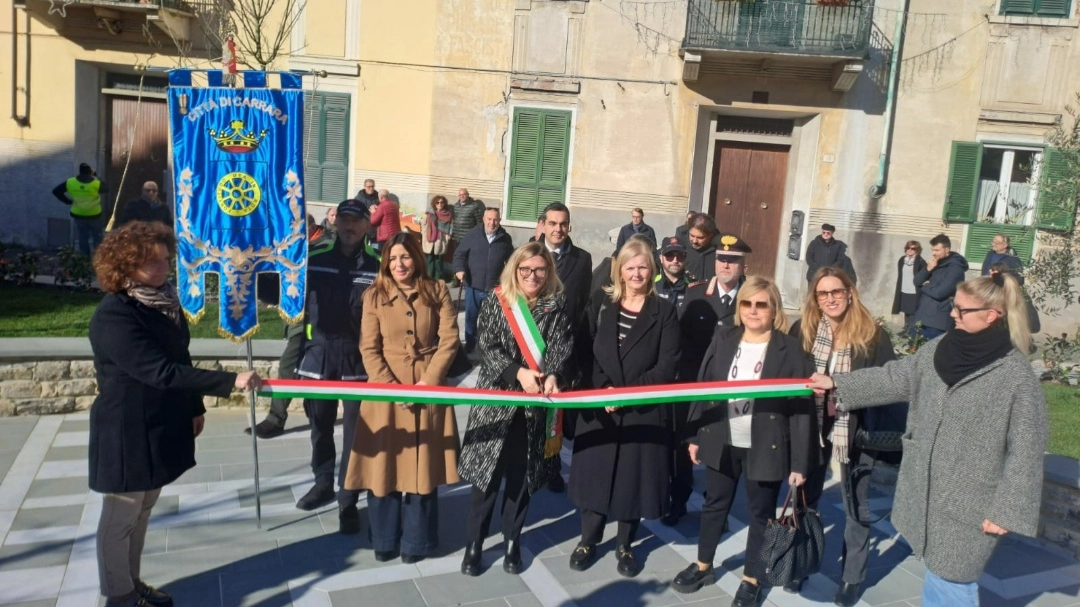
[208,120,267,154]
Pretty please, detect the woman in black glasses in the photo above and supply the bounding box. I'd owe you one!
[788,267,907,606]
[672,276,814,607]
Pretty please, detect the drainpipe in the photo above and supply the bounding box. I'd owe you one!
[868,0,909,199]
[10,4,29,126]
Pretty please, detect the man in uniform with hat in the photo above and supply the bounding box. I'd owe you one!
[293,199,381,536]
[680,234,752,381]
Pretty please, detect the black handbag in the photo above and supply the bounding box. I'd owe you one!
[760,487,825,587]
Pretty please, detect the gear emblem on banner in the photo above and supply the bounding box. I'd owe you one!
[216,172,261,216]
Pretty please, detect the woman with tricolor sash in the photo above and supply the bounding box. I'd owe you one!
[567,236,681,578]
[672,276,815,606]
[458,241,575,577]
[344,233,462,564]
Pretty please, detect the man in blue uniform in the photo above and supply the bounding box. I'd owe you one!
[294,199,380,536]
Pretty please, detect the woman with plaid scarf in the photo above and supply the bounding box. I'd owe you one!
[789,267,906,606]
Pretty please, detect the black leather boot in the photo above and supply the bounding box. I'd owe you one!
[503,539,522,574]
[461,540,483,576]
[834,582,861,607]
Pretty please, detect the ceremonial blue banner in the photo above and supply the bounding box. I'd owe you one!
[167,70,307,340]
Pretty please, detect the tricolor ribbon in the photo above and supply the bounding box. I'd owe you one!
[257,378,812,407]
[494,286,563,457]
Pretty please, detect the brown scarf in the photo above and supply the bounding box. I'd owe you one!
[125,280,182,327]
[810,316,851,464]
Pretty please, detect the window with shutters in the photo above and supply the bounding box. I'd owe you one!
[506,107,572,222]
[999,0,1071,17]
[303,92,351,203]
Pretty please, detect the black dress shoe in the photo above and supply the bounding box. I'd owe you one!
[568,544,597,571]
[135,580,173,607]
[461,540,483,576]
[503,539,522,574]
[338,505,360,535]
[615,544,638,578]
[660,503,687,527]
[374,549,399,562]
[730,580,761,607]
[783,578,803,594]
[402,553,425,564]
[547,474,566,493]
[243,419,285,439]
[672,562,713,594]
[295,482,335,511]
[834,582,861,607]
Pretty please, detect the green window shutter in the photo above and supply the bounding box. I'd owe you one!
[1035,147,1077,231]
[1001,0,1037,14]
[965,224,1036,265]
[943,141,983,223]
[507,108,571,222]
[1036,0,1071,17]
[302,92,351,203]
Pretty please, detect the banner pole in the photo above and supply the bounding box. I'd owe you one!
[245,338,263,528]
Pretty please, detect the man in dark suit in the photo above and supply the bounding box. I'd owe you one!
[680,234,751,383]
[615,207,657,251]
[538,202,592,493]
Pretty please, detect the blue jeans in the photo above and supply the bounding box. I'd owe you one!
[923,570,979,606]
[74,217,104,257]
[367,491,439,555]
[464,285,488,348]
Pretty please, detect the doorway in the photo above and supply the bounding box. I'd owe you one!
[105,96,170,224]
[709,141,789,278]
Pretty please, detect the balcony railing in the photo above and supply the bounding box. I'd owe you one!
[684,0,874,58]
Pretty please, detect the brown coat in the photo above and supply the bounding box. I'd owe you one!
[345,280,461,497]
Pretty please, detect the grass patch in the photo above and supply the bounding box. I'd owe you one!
[0,284,286,339]
[1046,383,1080,460]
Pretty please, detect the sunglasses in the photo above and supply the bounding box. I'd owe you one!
[815,288,849,301]
[662,252,686,261]
[738,300,770,310]
[905,246,916,251]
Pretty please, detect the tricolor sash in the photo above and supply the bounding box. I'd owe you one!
[494,287,562,458]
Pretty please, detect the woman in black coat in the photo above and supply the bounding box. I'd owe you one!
[568,238,680,578]
[789,267,907,606]
[88,222,260,607]
[672,276,814,607]
[892,240,926,335]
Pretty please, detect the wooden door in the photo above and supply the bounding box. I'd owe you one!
[106,96,170,224]
[710,141,788,278]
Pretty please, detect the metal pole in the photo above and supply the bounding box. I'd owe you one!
[245,338,263,528]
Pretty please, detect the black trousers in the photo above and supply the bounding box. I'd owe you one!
[266,324,305,425]
[670,441,694,510]
[305,399,361,508]
[466,409,531,543]
[580,509,639,547]
[368,491,439,556]
[804,445,875,585]
[698,446,781,579]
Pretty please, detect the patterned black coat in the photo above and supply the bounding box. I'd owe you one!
[458,292,574,494]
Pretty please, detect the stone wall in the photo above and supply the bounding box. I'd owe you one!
[0,358,290,416]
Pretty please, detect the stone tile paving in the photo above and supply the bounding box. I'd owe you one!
[0,408,1078,606]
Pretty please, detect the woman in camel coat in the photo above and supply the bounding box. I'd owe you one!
[345,232,461,563]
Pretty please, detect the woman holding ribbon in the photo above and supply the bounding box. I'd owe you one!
[345,232,461,563]
[672,276,814,606]
[566,236,680,578]
[787,267,906,606]
[808,274,1046,607]
[458,241,575,576]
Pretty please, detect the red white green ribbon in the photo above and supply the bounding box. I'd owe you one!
[258,378,812,408]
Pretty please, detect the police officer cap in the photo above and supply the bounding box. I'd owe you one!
[660,236,686,255]
[337,198,371,220]
[715,234,752,256]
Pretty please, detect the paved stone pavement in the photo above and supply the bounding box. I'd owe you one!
[1,406,1080,607]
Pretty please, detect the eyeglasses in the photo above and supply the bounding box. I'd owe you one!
[662,252,685,261]
[738,300,770,310]
[517,266,548,278]
[952,305,995,318]
[815,288,849,301]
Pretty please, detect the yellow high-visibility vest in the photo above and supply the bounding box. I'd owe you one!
[65,177,102,217]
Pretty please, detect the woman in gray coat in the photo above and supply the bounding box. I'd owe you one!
[809,273,1047,606]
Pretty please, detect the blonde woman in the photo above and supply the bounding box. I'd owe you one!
[788,267,906,606]
[567,236,680,577]
[458,242,574,576]
[809,274,1047,607]
[673,276,814,607]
